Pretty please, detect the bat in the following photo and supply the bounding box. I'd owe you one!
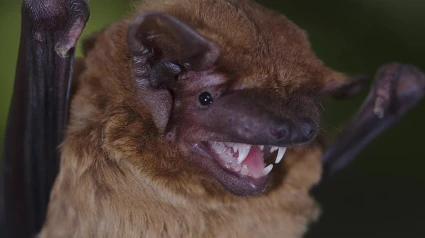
[1,0,424,237]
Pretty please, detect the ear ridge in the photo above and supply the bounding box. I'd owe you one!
[126,11,221,133]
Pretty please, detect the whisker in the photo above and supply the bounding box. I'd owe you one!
[328,124,342,132]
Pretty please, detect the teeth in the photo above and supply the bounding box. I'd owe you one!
[270,146,278,153]
[211,142,287,177]
[263,164,273,175]
[275,147,287,164]
[241,165,249,176]
[237,145,251,164]
[231,143,238,154]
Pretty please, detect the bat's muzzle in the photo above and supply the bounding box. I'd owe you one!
[202,91,319,147]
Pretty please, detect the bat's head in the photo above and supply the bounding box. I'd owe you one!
[82,0,357,197]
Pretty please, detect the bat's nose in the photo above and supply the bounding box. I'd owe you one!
[270,118,316,144]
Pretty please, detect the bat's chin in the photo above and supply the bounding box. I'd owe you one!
[192,141,288,196]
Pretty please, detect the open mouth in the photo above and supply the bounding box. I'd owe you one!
[196,141,288,196]
[207,142,287,178]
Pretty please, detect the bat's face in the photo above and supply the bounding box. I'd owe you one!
[86,0,346,197]
[166,68,322,195]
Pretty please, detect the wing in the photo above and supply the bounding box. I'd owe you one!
[0,0,89,237]
[313,63,425,192]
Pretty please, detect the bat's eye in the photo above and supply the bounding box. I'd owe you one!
[199,92,213,105]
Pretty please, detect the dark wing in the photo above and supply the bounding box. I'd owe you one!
[313,63,425,192]
[0,0,89,237]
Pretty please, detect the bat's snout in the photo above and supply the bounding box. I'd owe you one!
[202,91,319,147]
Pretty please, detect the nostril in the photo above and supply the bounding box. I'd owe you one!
[299,119,316,139]
[270,123,291,140]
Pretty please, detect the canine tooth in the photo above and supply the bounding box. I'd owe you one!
[241,165,249,176]
[263,164,273,175]
[236,146,244,164]
[240,146,250,163]
[259,145,264,151]
[275,147,287,164]
[230,144,235,154]
[237,145,251,164]
[270,146,278,153]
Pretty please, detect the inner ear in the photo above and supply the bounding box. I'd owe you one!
[126,11,221,133]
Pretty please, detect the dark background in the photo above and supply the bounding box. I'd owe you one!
[1,0,424,237]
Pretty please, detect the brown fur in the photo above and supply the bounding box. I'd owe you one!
[40,0,350,237]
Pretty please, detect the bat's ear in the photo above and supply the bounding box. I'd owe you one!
[127,11,220,70]
[126,12,220,133]
[320,69,367,99]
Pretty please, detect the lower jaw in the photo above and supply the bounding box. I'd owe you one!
[192,143,270,196]
[214,169,269,196]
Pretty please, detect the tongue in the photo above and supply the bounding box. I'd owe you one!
[240,146,265,178]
